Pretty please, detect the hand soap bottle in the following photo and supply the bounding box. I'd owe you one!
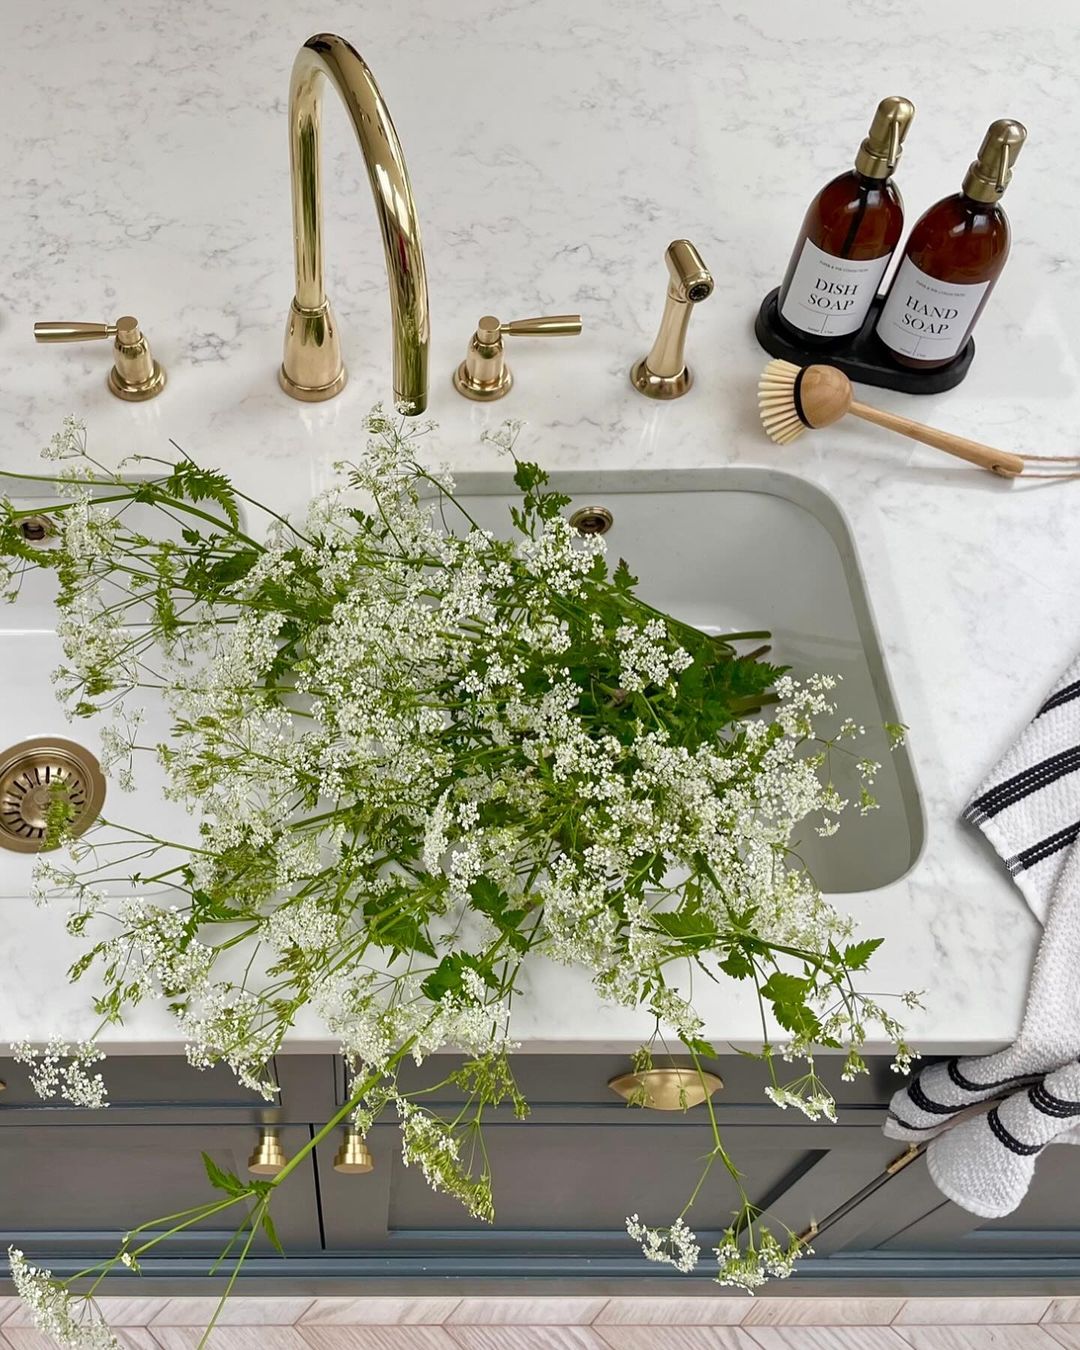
[875,119,1027,369]
[776,95,915,345]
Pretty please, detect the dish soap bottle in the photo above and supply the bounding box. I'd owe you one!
[777,95,915,344]
[875,119,1027,369]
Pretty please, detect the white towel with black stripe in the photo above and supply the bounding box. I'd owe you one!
[884,655,1080,1180]
[964,653,1080,923]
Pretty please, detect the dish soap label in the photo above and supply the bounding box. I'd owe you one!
[779,238,890,337]
[876,258,990,360]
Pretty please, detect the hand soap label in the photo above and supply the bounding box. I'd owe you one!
[876,259,989,360]
[779,239,889,337]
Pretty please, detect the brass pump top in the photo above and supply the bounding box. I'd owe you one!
[854,95,916,178]
[963,118,1028,203]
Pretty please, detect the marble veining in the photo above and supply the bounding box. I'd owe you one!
[0,0,1078,1053]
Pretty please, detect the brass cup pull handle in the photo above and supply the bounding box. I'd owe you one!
[248,1125,288,1176]
[33,316,166,402]
[454,312,583,401]
[333,1124,375,1174]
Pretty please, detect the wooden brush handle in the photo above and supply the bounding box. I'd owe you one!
[848,401,1025,478]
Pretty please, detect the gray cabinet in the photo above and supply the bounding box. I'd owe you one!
[0,1057,324,1267]
[0,1123,321,1260]
[315,1054,905,1270]
[4,1052,1079,1286]
[316,1111,904,1261]
[821,1135,1080,1263]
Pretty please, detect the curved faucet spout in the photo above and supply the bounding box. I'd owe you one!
[279,33,430,413]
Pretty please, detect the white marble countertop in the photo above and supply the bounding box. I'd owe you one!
[0,0,1077,1056]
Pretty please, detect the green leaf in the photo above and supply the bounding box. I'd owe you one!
[651,903,717,953]
[612,558,639,593]
[682,1035,718,1058]
[512,460,543,494]
[364,900,437,960]
[719,947,754,980]
[163,462,241,529]
[261,1208,285,1255]
[202,1152,246,1197]
[760,971,810,1004]
[760,971,822,1039]
[468,877,528,953]
[420,951,491,1002]
[842,937,884,971]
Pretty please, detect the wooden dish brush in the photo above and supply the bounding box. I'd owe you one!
[758,359,1029,477]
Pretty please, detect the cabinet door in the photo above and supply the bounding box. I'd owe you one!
[827,1143,1080,1258]
[316,1108,904,1266]
[0,1123,320,1262]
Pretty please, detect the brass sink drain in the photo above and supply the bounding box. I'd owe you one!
[0,738,106,853]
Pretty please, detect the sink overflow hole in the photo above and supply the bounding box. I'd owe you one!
[569,505,614,536]
[19,515,55,544]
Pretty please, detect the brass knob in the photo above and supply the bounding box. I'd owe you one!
[608,1066,723,1111]
[333,1124,374,1174]
[452,312,582,401]
[247,1126,288,1176]
[34,316,167,401]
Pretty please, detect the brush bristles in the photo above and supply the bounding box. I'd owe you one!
[757,358,808,445]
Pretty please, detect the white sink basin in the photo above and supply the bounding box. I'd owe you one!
[449,467,922,895]
[0,468,920,901]
[0,477,219,898]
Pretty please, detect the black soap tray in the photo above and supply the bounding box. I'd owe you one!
[755,287,974,395]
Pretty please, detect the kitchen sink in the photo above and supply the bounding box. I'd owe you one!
[0,468,921,901]
[449,467,922,895]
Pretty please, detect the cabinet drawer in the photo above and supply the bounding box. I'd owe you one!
[0,1122,320,1259]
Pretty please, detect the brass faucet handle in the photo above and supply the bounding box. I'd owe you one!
[34,321,119,343]
[34,315,166,401]
[500,315,583,338]
[454,312,583,401]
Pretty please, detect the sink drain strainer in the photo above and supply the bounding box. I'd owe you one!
[0,738,106,853]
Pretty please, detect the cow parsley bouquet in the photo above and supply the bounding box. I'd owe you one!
[1,411,913,1342]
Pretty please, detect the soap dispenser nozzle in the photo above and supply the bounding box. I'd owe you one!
[963,118,1027,202]
[854,95,916,177]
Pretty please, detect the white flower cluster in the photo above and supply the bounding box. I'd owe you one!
[625,1214,701,1274]
[616,618,692,693]
[10,1039,107,1109]
[398,1099,493,1220]
[316,966,512,1074]
[41,416,89,464]
[8,1249,118,1350]
[714,1224,801,1291]
[765,1082,837,1123]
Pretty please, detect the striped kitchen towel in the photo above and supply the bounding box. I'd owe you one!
[964,655,1080,923]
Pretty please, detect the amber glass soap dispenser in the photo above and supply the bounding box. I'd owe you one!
[776,95,915,345]
[876,119,1027,369]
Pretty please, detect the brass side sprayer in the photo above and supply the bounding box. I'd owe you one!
[630,240,714,400]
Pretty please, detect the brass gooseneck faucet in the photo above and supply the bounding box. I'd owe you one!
[279,34,430,413]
